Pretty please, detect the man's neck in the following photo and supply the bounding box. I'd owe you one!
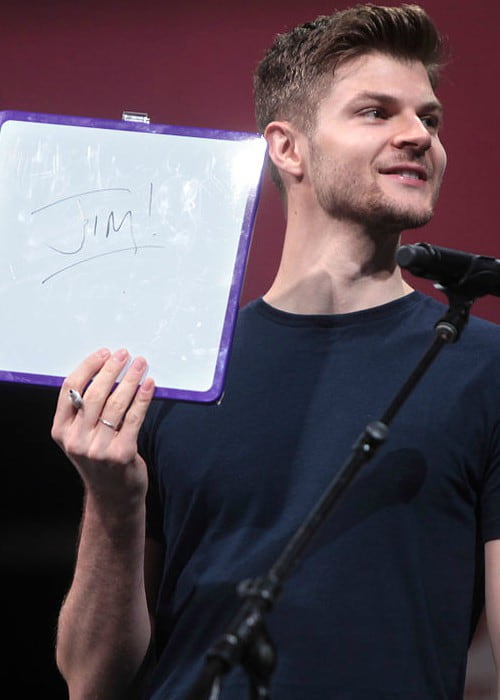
[263,215,414,315]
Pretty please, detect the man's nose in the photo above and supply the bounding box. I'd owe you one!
[391,114,432,152]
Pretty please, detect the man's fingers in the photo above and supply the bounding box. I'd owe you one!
[80,348,131,420]
[53,348,154,451]
[55,348,111,417]
[118,376,156,438]
[95,356,151,429]
[91,373,155,459]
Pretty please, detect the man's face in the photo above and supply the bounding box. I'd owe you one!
[306,52,447,232]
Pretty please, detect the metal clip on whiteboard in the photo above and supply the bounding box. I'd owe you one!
[121,111,150,124]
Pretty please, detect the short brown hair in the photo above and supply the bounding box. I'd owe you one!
[253,4,445,189]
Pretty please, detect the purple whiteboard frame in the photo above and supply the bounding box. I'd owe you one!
[0,110,267,403]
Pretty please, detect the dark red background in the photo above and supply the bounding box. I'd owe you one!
[1,0,498,321]
[0,1,497,696]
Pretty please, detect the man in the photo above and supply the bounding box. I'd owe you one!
[52,4,500,699]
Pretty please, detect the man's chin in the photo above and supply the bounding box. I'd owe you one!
[396,209,434,230]
[366,202,435,232]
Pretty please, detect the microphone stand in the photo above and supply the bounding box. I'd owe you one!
[184,282,482,700]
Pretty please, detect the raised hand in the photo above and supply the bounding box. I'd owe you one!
[51,347,155,511]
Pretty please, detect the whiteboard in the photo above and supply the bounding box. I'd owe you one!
[0,111,267,402]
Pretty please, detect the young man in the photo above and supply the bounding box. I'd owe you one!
[52,4,500,699]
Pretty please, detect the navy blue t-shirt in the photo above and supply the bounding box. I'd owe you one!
[140,292,500,699]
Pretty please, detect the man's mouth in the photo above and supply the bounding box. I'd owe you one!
[378,164,428,181]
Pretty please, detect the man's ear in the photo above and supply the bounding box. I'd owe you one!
[264,121,305,181]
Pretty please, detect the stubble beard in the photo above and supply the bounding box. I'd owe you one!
[310,149,439,235]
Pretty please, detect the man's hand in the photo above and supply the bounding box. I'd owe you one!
[51,347,155,511]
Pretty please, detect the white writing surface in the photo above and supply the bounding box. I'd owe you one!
[0,112,266,402]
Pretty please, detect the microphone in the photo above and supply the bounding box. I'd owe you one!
[396,242,500,298]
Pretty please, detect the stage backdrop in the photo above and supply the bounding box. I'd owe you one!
[0,1,498,697]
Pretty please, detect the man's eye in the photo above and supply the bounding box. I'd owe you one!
[420,115,441,132]
[361,108,387,120]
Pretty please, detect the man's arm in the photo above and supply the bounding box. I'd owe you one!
[484,539,500,699]
[52,347,157,700]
